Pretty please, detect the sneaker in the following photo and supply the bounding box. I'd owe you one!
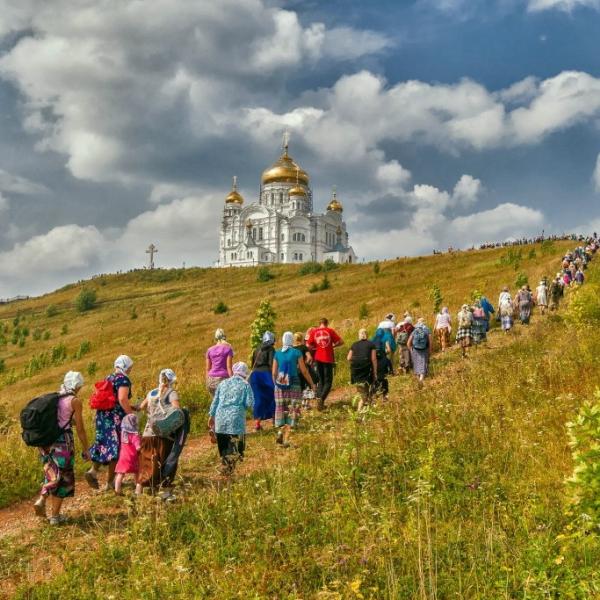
[33,497,46,518]
[47,515,68,526]
[85,470,99,489]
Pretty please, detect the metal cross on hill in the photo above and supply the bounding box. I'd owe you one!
[146,243,158,269]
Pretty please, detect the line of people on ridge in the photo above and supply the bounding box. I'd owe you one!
[21,236,598,524]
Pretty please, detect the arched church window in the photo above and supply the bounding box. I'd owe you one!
[259,228,263,241]
[279,192,283,204]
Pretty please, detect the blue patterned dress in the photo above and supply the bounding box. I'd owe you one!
[89,374,131,464]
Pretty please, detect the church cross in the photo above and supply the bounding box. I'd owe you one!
[146,243,158,269]
[282,129,290,154]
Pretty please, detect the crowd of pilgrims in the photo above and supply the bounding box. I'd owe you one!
[29,236,598,524]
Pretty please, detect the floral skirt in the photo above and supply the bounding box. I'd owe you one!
[436,327,450,349]
[89,408,123,464]
[410,348,429,376]
[501,315,513,330]
[274,384,301,428]
[40,430,75,498]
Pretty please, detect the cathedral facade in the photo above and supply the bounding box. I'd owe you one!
[217,141,357,267]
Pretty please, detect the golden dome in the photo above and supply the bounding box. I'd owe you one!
[327,188,343,213]
[225,176,244,205]
[261,148,309,186]
[289,185,307,197]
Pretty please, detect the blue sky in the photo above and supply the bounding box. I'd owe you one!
[0,0,599,296]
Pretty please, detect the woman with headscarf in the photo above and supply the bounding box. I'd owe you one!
[347,329,378,410]
[515,285,533,324]
[33,371,90,525]
[272,332,316,447]
[396,316,414,374]
[434,307,452,352]
[293,332,315,409]
[498,287,514,333]
[208,362,254,475]
[456,305,474,357]
[86,355,135,491]
[535,280,548,315]
[371,328,391,401]
[407,318,432,383]
[471,300,487,345]
[205,329,234,399]
[250,331,276,431]
[136,368,181,497]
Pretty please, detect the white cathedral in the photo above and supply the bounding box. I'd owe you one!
[217,138,357,267]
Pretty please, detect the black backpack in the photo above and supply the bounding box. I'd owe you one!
[20,393,65,447]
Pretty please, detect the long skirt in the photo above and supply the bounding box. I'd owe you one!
[501,314,513,330]
[250,371,275,420]
[216,433,245,459]
[472,318,487,344]
[40,431,75,498]
[274,384,301,428]
[399,345,412,371]
[410,348,429,376]
[519,304,532,324]
[89,406,124,464]
[137,436,174,489]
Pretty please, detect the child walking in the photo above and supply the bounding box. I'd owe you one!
[114,413,141,495]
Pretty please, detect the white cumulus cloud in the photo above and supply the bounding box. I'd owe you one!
[528,0,600,11]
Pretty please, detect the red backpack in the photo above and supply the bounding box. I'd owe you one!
[89,379,116,410]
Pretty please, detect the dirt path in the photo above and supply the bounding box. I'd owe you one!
[0,322,523,542]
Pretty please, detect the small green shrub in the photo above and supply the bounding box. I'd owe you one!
[540,239,555,256]
[213,301,228,314]
[257,266,275,282]
[373,261,380,275]
[32,328,42,341]
[566,284,600,325]
[18,336,25,348]
[45,304,58,318]
[130,306,138,320]
[498,248,522,270]
[43,330,51,340]
[323,258,338,272]
[428,283,443,314]
[0,359,5,374]
[61,324,69,336]
[309,274,331,293]
[250,300,277,350]
[51,343,67,365]
[75,340,92,359]
[87,362,98,377]
[75,287,97,312]
[359,303,369,320]
[515,272,528,288]
[528,248,537,259]
[299,262,323,276]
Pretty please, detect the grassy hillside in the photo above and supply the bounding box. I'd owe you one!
[0,240,572,412]
[3,239,600,598]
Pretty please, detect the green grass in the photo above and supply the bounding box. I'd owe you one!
[2,240,600,597]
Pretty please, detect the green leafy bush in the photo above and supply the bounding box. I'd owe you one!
[257,267,275,282]
[32,328,42,341]
[359,303,369,320]
[43,330,51,340]
[61,324,69,335]
[75,340,92,359]
[250,299,276,349]
[299,262,323,276]
[87,362,98,377]
[309,274,331,293]
[75,287,97,312]
[515,272,528,288]
[213,301,228,315]
[323,258,338,272]
[373,261,380,275]
[45,304,58,318]
[428,283,443,314]
[0,359,5,374]
[566,284,600,325]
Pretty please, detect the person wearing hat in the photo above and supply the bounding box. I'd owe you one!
[208,362,254,475]
[34,371,90,525]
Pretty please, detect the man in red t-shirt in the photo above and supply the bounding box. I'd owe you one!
[307,317,344,410]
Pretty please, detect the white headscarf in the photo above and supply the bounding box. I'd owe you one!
[61,371,84,395]
[159,368,177,387]
[281,331,294,352]
[232,361,250,379]
[114,355,133,374]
